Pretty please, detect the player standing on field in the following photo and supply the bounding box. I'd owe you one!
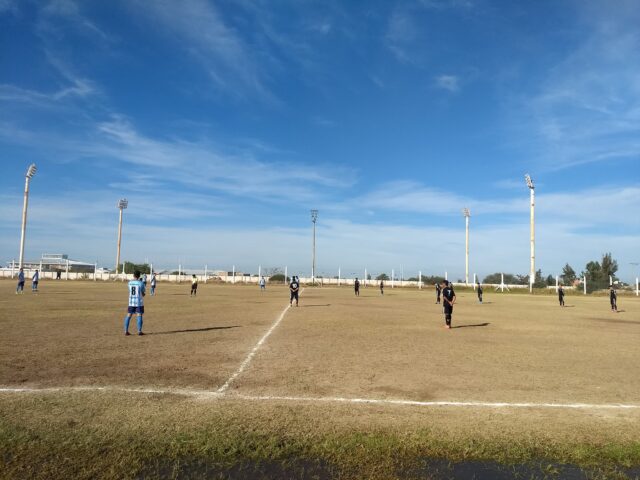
[610,285,618,312]
[441,280,456,329]
[354,278,360,296]
[190,275,198,296]
[435,282,441,304]
[124,270,145,336]
[150,273,157,296]
[32,269,39,292]
[259,276,266,291]
[380,279,384,295]
[16,268,25,294]
[558,284,565,307]
[289,276,299,306]
[477,283,483,303]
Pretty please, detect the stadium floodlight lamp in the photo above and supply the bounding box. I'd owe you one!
[118,198,128,209]
[26,164,37,178]
[525,174,534,189]
[311,209,318,223]
[462,207,470,218]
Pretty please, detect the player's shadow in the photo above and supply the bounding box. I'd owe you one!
[301,304,331,308]
[562,305,575,308]
[451,322,490,329]
[150,326,240,335]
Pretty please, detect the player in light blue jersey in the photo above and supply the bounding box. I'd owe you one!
[124,270,146,336]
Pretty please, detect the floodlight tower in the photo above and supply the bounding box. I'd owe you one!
[18,163,37,268]
[115,198,128,273]
[462,208,470,285]
[525,174,535,293]
[311,209,318,284]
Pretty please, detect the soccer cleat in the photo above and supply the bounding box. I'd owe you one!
[125,332,131,336]
[138,332,144,335]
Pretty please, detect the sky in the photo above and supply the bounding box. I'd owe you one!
[0,0,639,281]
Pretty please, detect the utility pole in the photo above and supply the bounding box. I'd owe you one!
[18,164,37,268]
[115,199,128,274]
[311,209,318,285]
[525,174,535,293]
[462,208,470,285]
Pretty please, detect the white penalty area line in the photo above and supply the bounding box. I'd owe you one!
[1,386,639,411]
[215,288,305,394]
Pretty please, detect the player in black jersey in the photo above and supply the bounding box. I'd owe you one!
[354,278,360,296]
[558,284,565,307]
[441,280,456,329]
[289,276,300,306]
[477,283,483,303]
[435,282,441,304]
[610,285,617,312]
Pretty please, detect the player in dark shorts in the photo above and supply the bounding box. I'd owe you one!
[354,278,360,296]
[16,268,25,294]
[190,275,198,296]
[435,282,441,304]
[558,284,565,306]
[477,283,483,303]
[380,279,384,295]
[610,285,617,312]
[441,280,456,329]
[289,276,300,306]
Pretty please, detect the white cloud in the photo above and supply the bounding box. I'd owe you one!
[435,74,460,92]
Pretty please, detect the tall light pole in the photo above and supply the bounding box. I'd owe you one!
[18,163,37,268]
[462,207,470,285]
[311,209,318,284]
[115,198,128,273]
[525,174,535,293]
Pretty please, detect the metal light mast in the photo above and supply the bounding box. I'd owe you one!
[462,207,470,285]
[18,163,37,268]
[525,174,535,293]
[115,198,128,273]
[311,209,318,284]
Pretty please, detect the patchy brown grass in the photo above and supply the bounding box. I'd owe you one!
[1,280,640,479]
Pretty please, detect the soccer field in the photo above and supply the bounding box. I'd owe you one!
[1,280,640,479]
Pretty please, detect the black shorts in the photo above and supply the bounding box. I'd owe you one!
[290,291,299,301]
[128,306,145,314]
[443,304,453,315]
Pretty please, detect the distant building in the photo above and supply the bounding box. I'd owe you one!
[6,254,96,273]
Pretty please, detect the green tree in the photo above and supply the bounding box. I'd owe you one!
[561,263,576,284]
[376,273,389,280]
[119,262,150,274]
[601,252,618,280]
[545,274,555,286]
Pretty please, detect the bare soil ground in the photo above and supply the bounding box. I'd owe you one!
[1,279,639,479]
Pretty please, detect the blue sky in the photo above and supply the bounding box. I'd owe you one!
[1,0,639,280]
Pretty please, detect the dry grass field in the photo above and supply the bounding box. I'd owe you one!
[1,279,640,479]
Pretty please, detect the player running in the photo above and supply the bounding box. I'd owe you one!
[380,279,384,295]
[124,270,146,336]
[32,269,39,292]
[610,285,618,312]
[558,284,565,307]
[477,283,483,303]
[289,276,300,306]
[441,280,456,329]
[150,273,157,296]
[190,275,198,296]
[259,276,266,291]
[435,282,441,304]
[16,268,25,294]
[354,278,360,296]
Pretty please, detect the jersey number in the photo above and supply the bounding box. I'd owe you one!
[131,287,137,296]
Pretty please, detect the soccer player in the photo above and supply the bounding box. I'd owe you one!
[259,276,266,291]
[558,284,565,307]
[31,269,39,292]
[124,270,145,336]
[380,279,384,295]
[289,275,300,306]
[477,283,483,303]
[16,268,25,294]
[150,273,157,296]
[142,273,148,289]
[441,280,456,329]
[354,278,360,296]
[610,285,618,312]
[435,282,441,304]
[190,275,198,296]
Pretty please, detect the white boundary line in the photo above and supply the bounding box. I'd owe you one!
[1,386,639,410]
[215,288,304,394]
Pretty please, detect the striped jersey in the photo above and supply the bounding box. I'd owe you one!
[128,280,145,307]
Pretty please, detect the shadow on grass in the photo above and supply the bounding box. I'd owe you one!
[301,304,331,308]
[451,322,490,329]
[150,326,240,335]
